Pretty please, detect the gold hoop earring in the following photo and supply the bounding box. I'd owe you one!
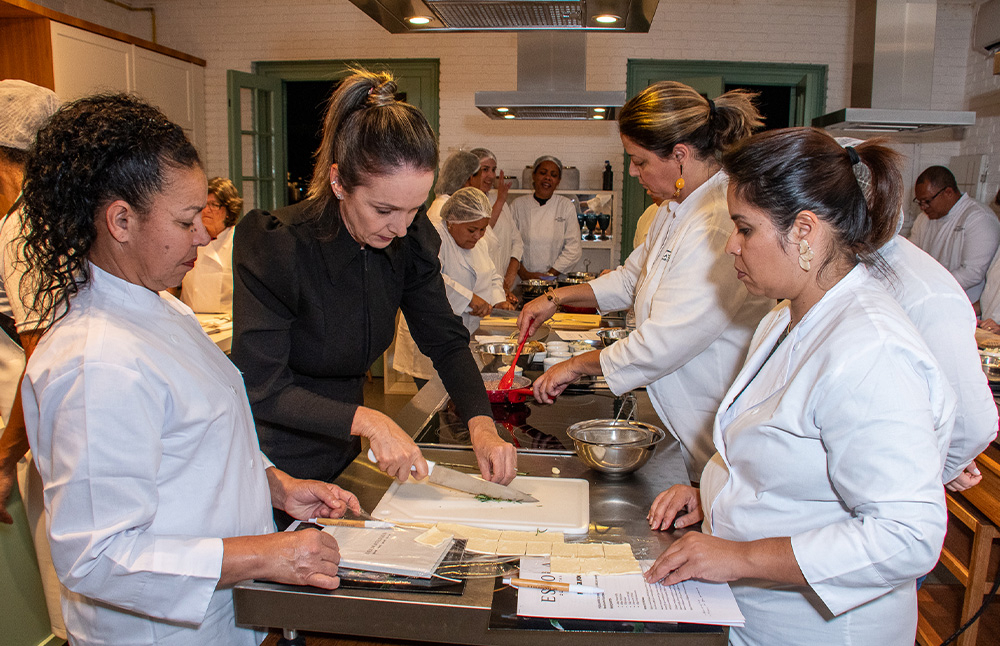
[798,239,814,272]
[672,164,684,200]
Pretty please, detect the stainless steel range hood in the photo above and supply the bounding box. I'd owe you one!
[475,32,625,120]
[344,0,659,33]
[812,0,975,133]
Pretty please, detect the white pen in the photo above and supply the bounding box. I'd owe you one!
[503,577,604,595]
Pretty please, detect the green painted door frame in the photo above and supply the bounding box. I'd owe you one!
[226,70,285,212]
[227,60,440,211]
[621,59,827,259]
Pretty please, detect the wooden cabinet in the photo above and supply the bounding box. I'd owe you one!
[0,0,205,150]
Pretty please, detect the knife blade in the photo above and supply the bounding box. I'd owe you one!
[367,450,538,503]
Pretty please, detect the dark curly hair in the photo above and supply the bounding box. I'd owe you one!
[20,93,200,328]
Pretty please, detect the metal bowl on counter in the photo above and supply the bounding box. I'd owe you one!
[521,278,554,301]
[597,328,629,347]
[980,348,1000,381]
[566,419,666,476]
[557,272,597,288]
[476,340,545,368]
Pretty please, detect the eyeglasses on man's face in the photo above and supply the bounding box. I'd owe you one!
[913,187,946,209]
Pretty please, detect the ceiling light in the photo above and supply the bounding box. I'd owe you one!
[593,107,606,113]
[407,16,431,25]
[497,107,509,113]
[595,15,620,24]
[504,114,515,119]
[593,115,605,120]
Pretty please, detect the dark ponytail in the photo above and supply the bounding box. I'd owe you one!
[722,127,903,278]
[618,81,763,161]
[307,68,438,218]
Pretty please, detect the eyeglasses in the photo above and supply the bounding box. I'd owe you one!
[205,201,224,210]
[913,187,946,209]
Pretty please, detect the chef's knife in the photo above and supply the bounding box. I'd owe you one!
[367,449,538,503]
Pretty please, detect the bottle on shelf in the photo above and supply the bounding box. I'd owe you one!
[602,161,614,191]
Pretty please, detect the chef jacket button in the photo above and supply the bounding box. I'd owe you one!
[751,407,759,415]
[230,385,237,395]
[249,459,255,468]
[793,342,801,351]
[170,334,180,343]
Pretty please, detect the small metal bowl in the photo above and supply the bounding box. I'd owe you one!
[980,349,1000,381]
[566,419,666,476]
[477,341,545,368]
[570,339,603,352]
[521,278,554,300]
[597,328,629,347]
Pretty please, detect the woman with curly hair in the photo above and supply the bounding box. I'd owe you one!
[180,176,243,314]
[19,93,360,646]
[231,70,516,502]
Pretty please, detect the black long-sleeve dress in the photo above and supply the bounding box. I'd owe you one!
[231,199,491,483]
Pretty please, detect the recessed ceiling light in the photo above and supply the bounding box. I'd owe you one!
[407,16,431,25]
[497,107,509,113]
[593,115,605,120]
[595,15,620,24]
[593,107,606,113]
[504,114,515,119]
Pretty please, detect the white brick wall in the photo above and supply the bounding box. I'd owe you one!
[30,1,991,219]
[960,2,1000,212]
[139,0,855,187]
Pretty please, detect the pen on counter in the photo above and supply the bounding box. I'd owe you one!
[312,518,395,529]
[503,577,604,595]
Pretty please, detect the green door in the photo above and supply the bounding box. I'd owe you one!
[226,70,286,211]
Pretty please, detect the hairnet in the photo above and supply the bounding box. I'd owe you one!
[441,187,491,223]
[0,80,61,151]
[532,155,563,173]
[435,151,481,195]
[469,147,497,164]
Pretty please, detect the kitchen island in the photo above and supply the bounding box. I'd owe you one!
[234,378,728,645]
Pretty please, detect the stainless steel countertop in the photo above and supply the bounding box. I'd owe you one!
[233,379,726,644]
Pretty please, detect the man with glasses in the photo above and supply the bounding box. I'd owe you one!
[908,165,1000,302]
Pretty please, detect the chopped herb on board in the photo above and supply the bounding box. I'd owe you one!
[475,493,523,503]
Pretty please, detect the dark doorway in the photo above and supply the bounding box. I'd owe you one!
[285,80,339,204]
[725,83,792,131]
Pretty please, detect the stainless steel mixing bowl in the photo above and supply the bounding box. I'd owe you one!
[566,419,666,475]
[476,341,545,369]
[597,328,629,347]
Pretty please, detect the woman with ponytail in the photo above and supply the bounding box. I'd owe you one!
[645,128,956,645]
[232,70,516,511]
[517,82,773,482]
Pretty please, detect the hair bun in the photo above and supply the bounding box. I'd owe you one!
[367,81,397,108]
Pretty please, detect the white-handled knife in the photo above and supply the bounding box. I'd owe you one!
[366,449,538,503]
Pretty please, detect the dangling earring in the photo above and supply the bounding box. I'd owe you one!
[798,239,814,272]
[672,164,684,200]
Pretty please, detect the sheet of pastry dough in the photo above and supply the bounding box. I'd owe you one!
[576,543,605,558]
[601,543,635,559]
[464,538,499,554]
[524,541,551,556]
[437,523,502,541]
[415,527,452,548]
[549,556,581,574]
[496,540,527,555]
[549,542,579,557]
[599,558,643,575]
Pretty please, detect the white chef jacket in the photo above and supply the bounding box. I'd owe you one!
[510,194,581,274]
[23,264,273,646]
[180,225,234,314]
[588,172,773,480]
[978,243,1000,320]
[632,202,659,249]
[484,197,523,282]
[908,193,1000,302]
[426,194,449,226]
[880,236,997,482]
[702,265,954,645]
[394,220,504,380]
[0,208,27,422]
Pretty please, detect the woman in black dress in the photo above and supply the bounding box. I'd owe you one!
[231,70,516,491]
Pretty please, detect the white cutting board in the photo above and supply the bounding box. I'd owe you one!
[371,475,590,535]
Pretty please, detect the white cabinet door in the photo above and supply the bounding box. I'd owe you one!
[133,47,195,130]
[50,22,132,100]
